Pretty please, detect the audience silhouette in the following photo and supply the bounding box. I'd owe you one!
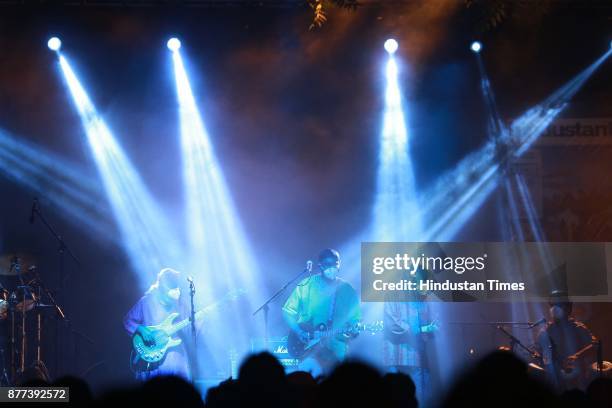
[13,350,612,408]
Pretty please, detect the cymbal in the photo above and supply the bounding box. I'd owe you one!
[0,254,36,276]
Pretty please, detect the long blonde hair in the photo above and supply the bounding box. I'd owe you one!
[145,268,181,295]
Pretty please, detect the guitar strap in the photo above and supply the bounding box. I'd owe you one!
[327,283,339,329]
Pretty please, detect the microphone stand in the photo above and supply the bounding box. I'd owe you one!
[29,199,79,376]
[31,199,81,276]
[496,325,542,362]
[253,261,312,350]
[188,279,196,382]
[189,280,196,345]
[596,339,603,376]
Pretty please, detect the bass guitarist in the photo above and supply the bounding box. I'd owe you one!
[282,248,361,377]
[124,268,193,380]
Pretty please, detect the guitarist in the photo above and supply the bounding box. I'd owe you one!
[124,268,193,380]
[283,248,361,377]
[536,291,598,391]
[383,269,437,407]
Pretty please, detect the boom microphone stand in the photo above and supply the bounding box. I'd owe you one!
[253,260,312,350]
[29,198,78,376]
[496,324,542,362]
[30,198,81,285]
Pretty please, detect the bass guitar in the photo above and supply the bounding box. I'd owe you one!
[131,288,245,371]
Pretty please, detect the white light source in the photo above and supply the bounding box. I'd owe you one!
[47,37,62,51]
[471,41,482,53]
[167,38,181,51]
[384,39,398,55]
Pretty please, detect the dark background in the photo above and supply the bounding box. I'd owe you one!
[0,0,611,391]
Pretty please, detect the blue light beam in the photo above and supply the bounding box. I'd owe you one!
[170,46,262,363]
[56,54,181,289]
[419,48,611,241]
[0,128,112,235]
[371,48,422,242]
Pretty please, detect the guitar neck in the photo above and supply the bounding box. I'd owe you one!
[320,324,360,338]
[167,305,218,335]
[571,342,595,360]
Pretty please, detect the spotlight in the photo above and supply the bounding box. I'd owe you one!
[384,39,398,55]
[167,38,181,51]
[471,41,482,53]
[47,37,62,51]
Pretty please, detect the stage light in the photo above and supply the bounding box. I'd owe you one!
[56,54,181,290]
[47,37,61,51]
[384,38,398,55]
[167,37,181,51]
[471,41,482,53]
[371,38,421,242]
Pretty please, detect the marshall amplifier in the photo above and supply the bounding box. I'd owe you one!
[250,337,300,372]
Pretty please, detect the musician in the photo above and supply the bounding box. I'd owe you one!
[124,268,192,380]
[536,291,598,391]
[283,248,361,377]
[383,269,437,406]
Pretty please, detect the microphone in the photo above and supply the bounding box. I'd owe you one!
[29,198,38,224]
[187,276,195,292]
[529,317,547,329]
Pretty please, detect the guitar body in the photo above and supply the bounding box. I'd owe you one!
[132,313,183,365]
[287,323,328,359]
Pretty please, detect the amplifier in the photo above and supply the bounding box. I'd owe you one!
[250,337,299,371]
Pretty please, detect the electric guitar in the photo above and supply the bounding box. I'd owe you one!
[287,321,383,359]
[549,342,597,390]
[131,288,245,370]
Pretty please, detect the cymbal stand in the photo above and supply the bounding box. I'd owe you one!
[20,286,27,373]
[9,293,16,382]
[36,286,42,364]
[0,348,9,385]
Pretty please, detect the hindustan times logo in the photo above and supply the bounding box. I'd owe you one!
[371,253,487,275]
[543,119,612,138]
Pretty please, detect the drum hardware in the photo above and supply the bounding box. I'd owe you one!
[0,254,37,276]
[591,361,612,376]
[1,256,68,384]
[0,348,9,386]
[0,287,8,320]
